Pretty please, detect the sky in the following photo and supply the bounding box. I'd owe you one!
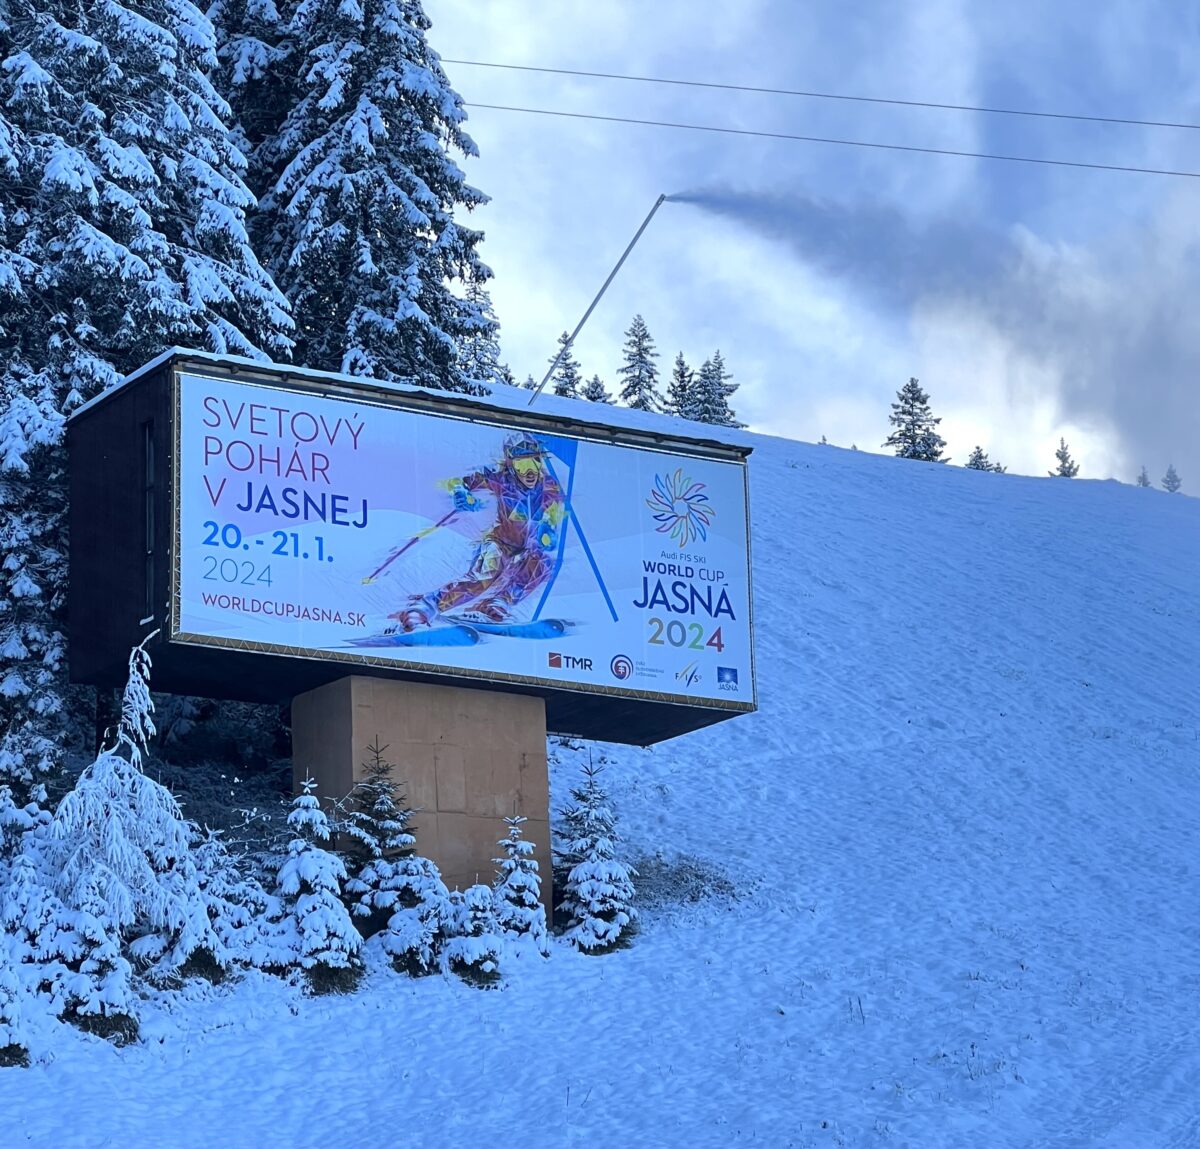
[429,0,1199,483]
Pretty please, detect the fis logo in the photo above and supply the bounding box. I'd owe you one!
[717,666,739,692]
[549,652,593,672]
[675,661,702,689]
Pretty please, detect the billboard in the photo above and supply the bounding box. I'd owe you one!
[173,372,754,710]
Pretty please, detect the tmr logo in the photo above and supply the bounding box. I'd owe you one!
[549,651,593,672]
[717,666,739,692]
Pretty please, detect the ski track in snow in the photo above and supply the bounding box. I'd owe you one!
[5,437,1199,1148]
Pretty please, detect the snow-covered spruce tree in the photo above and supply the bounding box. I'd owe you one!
[455,279,502,391]
[556,763,636,953]
[966,445,1005,473]
[1162,463,1182,493]
[0,342,70,828]
[378,852,452,977]
[0,417,66,827]
[189,828,270,975]
[691,351,741,427]
[269,778,362,992]
[0,935,30,1067]
[252,0,491,389]
[549,332,583,399]
[581,373,612,403]
[1050,437,1079,478]
[1,849,83,1038]
[884,378,947,462]
[0,772,49,865]
[208,0,291,157]
[27,640,230,1039]
[494,363,516,387]
[0,0,294,364]
[1135,466,1152,488]
[336,737,417,936]
[616,314,662,412]
[666,351,695,418]
[442,883,504,987]
[492,816,549,957]
[329,739,451,976]
[0,0,293,803]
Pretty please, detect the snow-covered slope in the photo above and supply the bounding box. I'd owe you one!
[7,436,1199,1148]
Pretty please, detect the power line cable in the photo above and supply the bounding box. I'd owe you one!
[446,59,1200,133]
[465,103,1200,179]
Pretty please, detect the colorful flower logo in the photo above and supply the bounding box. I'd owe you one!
[645,469,715,548]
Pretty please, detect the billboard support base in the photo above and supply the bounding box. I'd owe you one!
[291,676,551,910]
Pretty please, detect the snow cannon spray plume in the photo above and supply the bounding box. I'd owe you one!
[665,187,1012,308]
[530,194,669,405]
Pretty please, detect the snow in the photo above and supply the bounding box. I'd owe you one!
[4,431,1200,1145]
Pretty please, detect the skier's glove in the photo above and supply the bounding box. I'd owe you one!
[537,521,559,551]
[451,482,482,512]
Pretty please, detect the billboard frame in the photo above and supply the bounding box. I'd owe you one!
[70,349,756,744]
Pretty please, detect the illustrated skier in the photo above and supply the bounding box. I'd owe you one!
[388,433,566,631]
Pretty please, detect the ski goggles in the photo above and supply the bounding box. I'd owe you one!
[512,457,543,477]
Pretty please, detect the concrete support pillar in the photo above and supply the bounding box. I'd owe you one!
[291,677,551,908]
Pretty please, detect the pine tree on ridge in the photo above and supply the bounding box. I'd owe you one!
[549,332,584,399]
[690,351,742,427]
[884,379,947,462]
[1051,438,1079,478]
[616,314,662,412]
[581,373,612,403]
[667,352,695,418]
[966,446,1006,473]
[1162,463,1182,493]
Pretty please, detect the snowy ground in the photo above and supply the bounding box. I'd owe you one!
[6,435,1199,1148]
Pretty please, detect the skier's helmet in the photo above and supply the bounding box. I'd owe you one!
[503,433,547,488]
[503,433,545,463]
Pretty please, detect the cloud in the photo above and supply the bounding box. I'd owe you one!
[671,186,1200,476]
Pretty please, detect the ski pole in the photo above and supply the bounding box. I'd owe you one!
[362,509,459,584]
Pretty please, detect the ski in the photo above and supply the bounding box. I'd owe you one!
[347,623,481,649]
[447,617,568,639]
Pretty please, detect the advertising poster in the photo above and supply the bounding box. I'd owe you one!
[174,373,754,708]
